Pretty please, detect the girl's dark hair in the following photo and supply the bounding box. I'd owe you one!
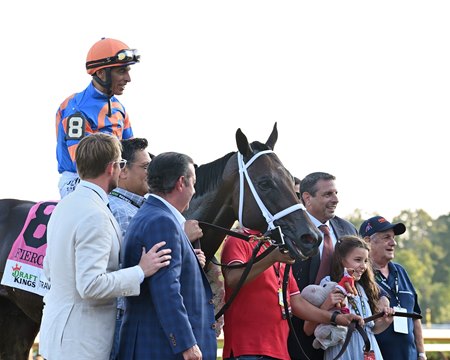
[330,235,380,314]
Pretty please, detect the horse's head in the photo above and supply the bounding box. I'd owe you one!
[223,122,321,261]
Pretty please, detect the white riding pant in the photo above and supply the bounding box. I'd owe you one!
[58,171,80,198]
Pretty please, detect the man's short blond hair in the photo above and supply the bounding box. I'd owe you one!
[76,133,122,179]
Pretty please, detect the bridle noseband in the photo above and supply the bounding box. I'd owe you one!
[237,150,305,232]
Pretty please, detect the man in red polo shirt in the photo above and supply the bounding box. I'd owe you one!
[221,227,362,360]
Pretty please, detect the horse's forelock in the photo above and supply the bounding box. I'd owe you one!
[249,141,270,153]
[194,152,235,196]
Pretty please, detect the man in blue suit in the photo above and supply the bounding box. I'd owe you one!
[288,172,358,360]
[118,152,216,360]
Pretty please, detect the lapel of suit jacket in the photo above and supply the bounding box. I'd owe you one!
[329,217,345,239]
[309,253,320,284]
[147,196,187,237]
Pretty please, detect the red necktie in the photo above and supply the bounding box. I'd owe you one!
[315,224,333,285]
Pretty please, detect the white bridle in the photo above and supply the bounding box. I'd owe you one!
[237,150,305,231]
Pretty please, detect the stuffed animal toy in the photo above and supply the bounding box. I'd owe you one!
[301,281,348,350]
[335,267,358,297]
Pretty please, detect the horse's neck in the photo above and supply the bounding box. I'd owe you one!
[188,189,237,262]
[189,187,232,222]
[201,209,236,262]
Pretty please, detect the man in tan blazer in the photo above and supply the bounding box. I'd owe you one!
[39,133,172,360]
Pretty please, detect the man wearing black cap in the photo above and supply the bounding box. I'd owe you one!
[360,215,427,360]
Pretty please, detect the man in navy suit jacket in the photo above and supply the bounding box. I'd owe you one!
[119,152,216,360]
[288,172,358,360]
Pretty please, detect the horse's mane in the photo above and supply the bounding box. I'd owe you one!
[194,141,271,197]
[194,152,235,196]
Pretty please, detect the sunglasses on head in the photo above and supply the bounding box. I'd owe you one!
[115,49,140,63]
[86,49,140,70]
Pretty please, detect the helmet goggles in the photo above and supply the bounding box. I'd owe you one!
[86,49,140,71]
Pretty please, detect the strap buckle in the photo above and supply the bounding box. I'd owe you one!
[265,226,288,253]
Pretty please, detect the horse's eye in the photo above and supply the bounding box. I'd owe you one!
[258,180,273,191]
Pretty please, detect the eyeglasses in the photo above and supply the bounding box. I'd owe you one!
[113,159,127,169]
[130,162,150,171]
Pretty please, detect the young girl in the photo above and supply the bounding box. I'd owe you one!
[304,235,394,360]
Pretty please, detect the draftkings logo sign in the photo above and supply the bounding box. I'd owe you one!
[11,263,37,288]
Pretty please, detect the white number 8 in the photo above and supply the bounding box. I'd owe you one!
[66,114,86,140]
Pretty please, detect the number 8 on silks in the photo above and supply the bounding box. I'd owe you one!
[66,113,86,140]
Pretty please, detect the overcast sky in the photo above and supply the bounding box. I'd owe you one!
[2,1,449,221]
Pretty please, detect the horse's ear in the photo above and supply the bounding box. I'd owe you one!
[266,122,278,150]
[236,128,252,156]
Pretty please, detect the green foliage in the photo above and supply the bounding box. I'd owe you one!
[347,209,450,324]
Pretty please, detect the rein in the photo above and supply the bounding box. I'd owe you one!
[332,311,422,360]
[332,320,371,360]
[214,240,275,320]
[198,221,277,320]
[198,221,254,242]
[282,264,311,359]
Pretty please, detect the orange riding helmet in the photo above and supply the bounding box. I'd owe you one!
[85,38,140,75]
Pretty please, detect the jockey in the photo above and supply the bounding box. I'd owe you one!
[55,37,140,198]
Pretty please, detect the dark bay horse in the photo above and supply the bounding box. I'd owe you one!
[186,122,321,263]
[0,123,321,359]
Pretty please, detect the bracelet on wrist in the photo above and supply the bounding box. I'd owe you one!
[330,310,340,326]
[418,352,427,359]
